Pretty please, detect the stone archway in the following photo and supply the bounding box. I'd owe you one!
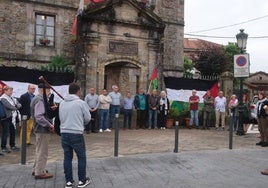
[104,61,141,95]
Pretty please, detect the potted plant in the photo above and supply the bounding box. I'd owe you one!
[166,108,179,128]
[39,38,50,45]
[177,110,190,127]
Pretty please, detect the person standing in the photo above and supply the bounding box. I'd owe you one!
[0,86,21,153]
[158,91,170,129]
[0,84,3,156]
[30,83,54,179]
[214,91,227,131]
[228,95,239,131]
[242,94,250,133]
[123,92,134,129]
[59,83,91,188]
[202,90,214,130]
[189,89,200,129]
[19,84,36,145]
[134,88,147,129]
[255,91,268,147]
[148,89,159,129]
[108,85,122,129]
[84,87,99,133]
[99,89,112,132]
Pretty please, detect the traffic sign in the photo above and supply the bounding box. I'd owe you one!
[234,54,249,77]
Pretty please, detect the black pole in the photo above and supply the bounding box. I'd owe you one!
[174,121,179,153]
[20,115,27,165]
[236,77,245,136]
[114,113,119,157]
[229,114,233,149]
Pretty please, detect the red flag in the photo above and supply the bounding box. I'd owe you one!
[150,68,157,80]
[202,82,219,99]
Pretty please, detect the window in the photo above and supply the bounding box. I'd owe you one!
[35,14,55,46]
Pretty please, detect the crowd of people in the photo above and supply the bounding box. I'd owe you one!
[1,82,268,182]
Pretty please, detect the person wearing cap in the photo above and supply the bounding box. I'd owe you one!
[0,85,22,153]
[189,89,200,129]
[30,83,54,179]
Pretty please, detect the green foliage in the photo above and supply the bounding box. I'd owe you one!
[167,108,180,120]
[183,58,193,77]
[223,43,240,72]
[192,43,231,76]
[40,55,73,72]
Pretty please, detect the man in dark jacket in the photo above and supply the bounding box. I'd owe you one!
[19,84,36,145]
[148,89,159,129]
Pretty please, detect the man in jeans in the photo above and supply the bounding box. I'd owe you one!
[148,89,159,129]
[189,89,200,129]
[59,83,91,188]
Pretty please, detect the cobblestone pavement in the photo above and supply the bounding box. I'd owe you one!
[0,149,267,188]
[0,126,267,188]
[0,126,262,165]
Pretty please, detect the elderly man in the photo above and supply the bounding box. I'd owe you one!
[84,87,99,133]
[19,84,36,145]
[30,83,54,179]
[189,89,200,129]
[214,91,227,131]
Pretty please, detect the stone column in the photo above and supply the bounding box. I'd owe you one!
[220,71,234,101]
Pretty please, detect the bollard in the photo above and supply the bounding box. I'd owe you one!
[21,115,27,165]
[229,115,233,150]
[174,121,179,153]
[114,113,119,157]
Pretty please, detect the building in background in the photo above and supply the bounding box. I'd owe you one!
[0,0,184,96]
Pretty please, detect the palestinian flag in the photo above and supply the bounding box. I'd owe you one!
[0,67,74,102]
[164,77,218,112]
[150,68,158,90]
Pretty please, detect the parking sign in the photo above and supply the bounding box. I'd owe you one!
[234,54,249,77]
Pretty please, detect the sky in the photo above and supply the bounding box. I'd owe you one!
[184,0,268,73]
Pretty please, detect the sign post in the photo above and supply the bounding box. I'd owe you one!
[234,54,249,78]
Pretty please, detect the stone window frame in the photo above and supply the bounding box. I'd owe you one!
[35,13,55,47]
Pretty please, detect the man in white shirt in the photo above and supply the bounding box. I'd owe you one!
[214,91,227,130]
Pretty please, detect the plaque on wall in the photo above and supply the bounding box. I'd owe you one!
[109,40,138,55]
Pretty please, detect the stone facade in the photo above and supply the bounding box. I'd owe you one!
[0,0,184,97]
[0,0,76,69]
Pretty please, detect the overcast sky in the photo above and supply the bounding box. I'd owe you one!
[184,0,268,73]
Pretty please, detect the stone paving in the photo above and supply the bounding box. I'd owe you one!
[0,126,267,188]
[0,127,262,165]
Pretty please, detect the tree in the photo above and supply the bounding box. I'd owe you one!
[192,42,231,76]
[183,58,193,77]
[223,42,240,72]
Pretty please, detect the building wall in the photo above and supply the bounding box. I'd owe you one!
[0,0,76,69]
[0,0,185,97]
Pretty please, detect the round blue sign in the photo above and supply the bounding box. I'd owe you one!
[236,56,247,67]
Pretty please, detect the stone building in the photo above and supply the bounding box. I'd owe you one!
[0,0,184,96]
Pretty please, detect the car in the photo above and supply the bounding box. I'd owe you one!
[249,95,258,124]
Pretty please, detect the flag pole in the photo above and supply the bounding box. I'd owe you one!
[147,80,152,94]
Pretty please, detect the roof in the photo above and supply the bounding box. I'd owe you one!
[184,38,221,50]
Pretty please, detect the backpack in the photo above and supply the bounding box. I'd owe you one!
[0,100,6,120]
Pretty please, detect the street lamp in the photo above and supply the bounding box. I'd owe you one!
[235,29,248,136]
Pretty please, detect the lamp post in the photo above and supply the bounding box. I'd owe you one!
[235,29,248,136]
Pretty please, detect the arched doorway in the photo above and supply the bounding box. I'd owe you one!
[104,62,141,95]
